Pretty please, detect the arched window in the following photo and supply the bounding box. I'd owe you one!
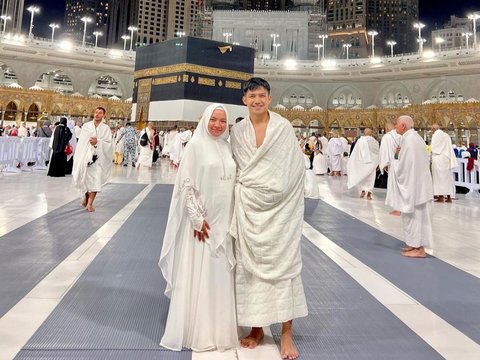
[35,70,74,94]
[5,101,18,121]
[27,103,40,122]
[88,75,123,98]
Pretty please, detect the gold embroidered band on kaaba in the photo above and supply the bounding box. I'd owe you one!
[134,63,252,82]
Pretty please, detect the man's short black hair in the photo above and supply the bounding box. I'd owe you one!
[95,106,106,114]
[243,77,270,94]
[125,122,131,126]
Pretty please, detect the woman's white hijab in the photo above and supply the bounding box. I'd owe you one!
[159,103,235,298]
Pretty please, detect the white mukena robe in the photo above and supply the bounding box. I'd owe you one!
[347,135,379,193]
[230,111,308,327]
[380,129,401,210]
[392,129,433,249]
[431,129,457,196]
[159,103,237,352]
[304,154,320,199]
[72,120,113,193]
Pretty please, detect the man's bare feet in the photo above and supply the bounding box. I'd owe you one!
[366,192,373,200]
[434,196,444,203]
[82,193,88,207]
[390,210,401,216]
[240,327,264,349]
[402,246,426,258]
[281,322,299,360]
[86,205,95,212]
[360,191,365,198]
[446,196,453,203]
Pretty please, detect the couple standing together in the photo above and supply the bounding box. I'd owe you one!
[159,78,308,359]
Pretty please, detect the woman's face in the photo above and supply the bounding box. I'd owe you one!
[208,109,227,137]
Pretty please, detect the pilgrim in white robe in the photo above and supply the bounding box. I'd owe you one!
[159,104,237,352]
[72,120,113,193]
[342,155,349,175]
[313,150,328,175]
[230,111,308,327]
[172,129,193,165]
[328,137,343,172]
[380,129,401,210]
[136,127,153,168]
[392,129,433,249]
[114,126,125,164]
[161,131,170,156]
[168,130,179,162]
[347,135,380,193]
[431,129,457,196]
[304,154,320,199]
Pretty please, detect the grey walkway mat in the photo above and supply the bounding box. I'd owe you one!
[0,183,146,318]
[16,185,191,360]
[304,199,480,344]
[270,237,441,360]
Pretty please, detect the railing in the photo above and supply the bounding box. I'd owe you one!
[453,158,480,198]
[0,137,50,173]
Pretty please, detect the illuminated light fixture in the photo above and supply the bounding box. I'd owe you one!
[413,22,426,54]
[58,40,73,51]
[284,58,297,69]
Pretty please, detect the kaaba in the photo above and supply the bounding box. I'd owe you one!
[132,37,255,124]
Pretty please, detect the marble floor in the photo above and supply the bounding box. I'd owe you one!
[0,160,479,360]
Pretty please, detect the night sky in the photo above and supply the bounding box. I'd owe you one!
[22,0,480,39]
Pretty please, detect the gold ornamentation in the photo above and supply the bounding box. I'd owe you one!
[225,81,241,89]
[134,63,252,81]
[198,77,215,87]
[153,76,178,85]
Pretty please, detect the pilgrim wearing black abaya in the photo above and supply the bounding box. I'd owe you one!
[47,117,72,177]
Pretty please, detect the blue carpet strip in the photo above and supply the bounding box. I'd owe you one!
[270,237,442,360]
[0,183,146,318]
[16,185,191,360]
[304,199,480,345]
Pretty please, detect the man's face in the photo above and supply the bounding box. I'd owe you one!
[94,109,105,121]
[242,86,272,116]
[395,119,406,135]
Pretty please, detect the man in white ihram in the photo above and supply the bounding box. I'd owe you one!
[430,123,457,203]
[328,132,343,176]
[379,122,402,215]
[230,77,307,360]
[347,128,379,200]
[392,115,433,258]
[72,106,113,212]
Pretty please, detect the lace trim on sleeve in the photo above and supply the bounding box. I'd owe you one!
[182,179,206,231]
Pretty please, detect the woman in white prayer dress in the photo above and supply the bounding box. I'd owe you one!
[159,103,238,352]
[304,153,320,199]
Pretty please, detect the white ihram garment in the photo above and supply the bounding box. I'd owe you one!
[328,137,343,171]
[72,120,112,193]
[159,104,237,352]
[347,135,379,193]
[313,151,328,175]
[431,129,457,196]
[230,111,308,327]
[379,130,401,210]
[392,129,433,249]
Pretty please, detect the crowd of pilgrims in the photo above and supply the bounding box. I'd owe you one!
[0,120,197,176]
[1,120,478,196]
